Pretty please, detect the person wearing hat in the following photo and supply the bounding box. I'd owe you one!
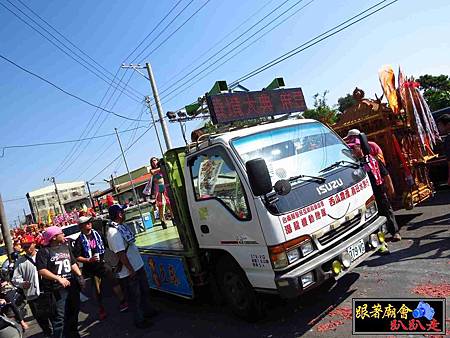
[345,128,396,199]
[344,129,386,165]
[36,226,84,338]
[106,204,156,329]
[73,216,127,321]
[12,235,52,336]
[348,138,401,242]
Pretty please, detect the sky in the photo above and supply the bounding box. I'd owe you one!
[1,0,450,225]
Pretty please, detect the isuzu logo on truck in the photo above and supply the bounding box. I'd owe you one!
[316,178,344,195]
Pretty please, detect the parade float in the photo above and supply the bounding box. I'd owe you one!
[333,66,441,209]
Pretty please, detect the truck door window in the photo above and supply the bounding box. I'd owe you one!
[189,148,250,220]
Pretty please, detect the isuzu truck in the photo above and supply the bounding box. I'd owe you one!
[134,87,387,320]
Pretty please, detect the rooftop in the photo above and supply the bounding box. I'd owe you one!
[27,181,86,198]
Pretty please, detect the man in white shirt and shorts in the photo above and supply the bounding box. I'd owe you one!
[106,205,157,329]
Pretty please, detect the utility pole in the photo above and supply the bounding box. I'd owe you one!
[32,197,40,223]
[114,128,145,229]
[121,63,172,150]
[45,177,65,214]
[145,96,164,156]
[145,63,172,150]
[86,182,95,211]
[0,194,14,260]
[110,174,118,194]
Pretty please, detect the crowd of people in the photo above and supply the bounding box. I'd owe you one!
[1,204,158,338]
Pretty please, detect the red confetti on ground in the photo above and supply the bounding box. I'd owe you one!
[412,284,450,297]
[329,307,353,320]
[307,305,334,326]
[316,320,344,332]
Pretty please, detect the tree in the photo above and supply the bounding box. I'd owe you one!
[417,74,450,111]
[302,91,339,125]
[337,93,357,113]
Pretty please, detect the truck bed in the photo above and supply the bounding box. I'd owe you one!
[136,223,184,252]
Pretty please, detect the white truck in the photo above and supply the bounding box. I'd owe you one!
[137,112,387,320]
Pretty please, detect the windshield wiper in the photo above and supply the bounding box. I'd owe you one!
[287,174,326,184]
[319,160,359,173]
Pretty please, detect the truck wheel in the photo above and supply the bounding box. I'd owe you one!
[216,257,265,321]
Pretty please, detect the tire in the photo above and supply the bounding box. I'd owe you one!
[215,256,265,321]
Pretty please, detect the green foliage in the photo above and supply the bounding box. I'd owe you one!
[302,91,339,125]
[417,74,450,91]
[337,93,357,113]
[417,74,450,111]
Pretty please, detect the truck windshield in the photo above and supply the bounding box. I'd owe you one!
[232,121,356,185]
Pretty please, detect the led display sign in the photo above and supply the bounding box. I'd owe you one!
[206,87,307,124]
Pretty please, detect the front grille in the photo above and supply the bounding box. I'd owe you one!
[318,214,362,246]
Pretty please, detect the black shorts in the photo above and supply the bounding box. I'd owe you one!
[82,262,112,280]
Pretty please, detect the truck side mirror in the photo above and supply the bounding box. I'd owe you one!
[246,158,272,196]
[358,133,371,156]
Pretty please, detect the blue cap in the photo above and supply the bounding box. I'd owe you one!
[108,204,126,220]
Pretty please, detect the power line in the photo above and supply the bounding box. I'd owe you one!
[138,0,212,63]
[50,70,132,176]
[123,0,184,62]
[52,72,141,177]
[53,1,188,178]
[77,101,152,179]
[0,53,150,122]
[2,197,27,203]
[1,1,144,103]
[0,125,147,158]
[157,0,292,96]
[130,0,195,63]
[231,0,399,85]
[159,0,314,104]
[75,139,117,180]
[87,126,154,182]
[12,0,146,100]
[5,0,153,176]
[74,101,150,180]
[169,0,398,112]
[159,0,276,88]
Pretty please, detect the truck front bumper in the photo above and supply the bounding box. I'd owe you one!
[274,215,387,299]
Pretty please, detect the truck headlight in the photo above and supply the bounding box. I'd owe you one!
[300,271,315,288]
[365,196,378,220]
[269,235,315,269]
[300,240,314,257]
[287,248,301,264]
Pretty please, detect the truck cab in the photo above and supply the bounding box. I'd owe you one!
[171,118,387,317]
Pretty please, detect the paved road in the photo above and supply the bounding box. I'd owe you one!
[24,190,450,338]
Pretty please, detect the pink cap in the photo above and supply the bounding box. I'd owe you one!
[42,226,63,246]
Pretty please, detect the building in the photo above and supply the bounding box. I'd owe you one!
[26,181,87,221]
[109,166,151,205]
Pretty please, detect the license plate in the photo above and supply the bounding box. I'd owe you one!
[346,239,366,262]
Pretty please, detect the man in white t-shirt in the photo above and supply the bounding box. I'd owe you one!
[106,205,157,329]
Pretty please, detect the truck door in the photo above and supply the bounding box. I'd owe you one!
[186,145,275,289]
